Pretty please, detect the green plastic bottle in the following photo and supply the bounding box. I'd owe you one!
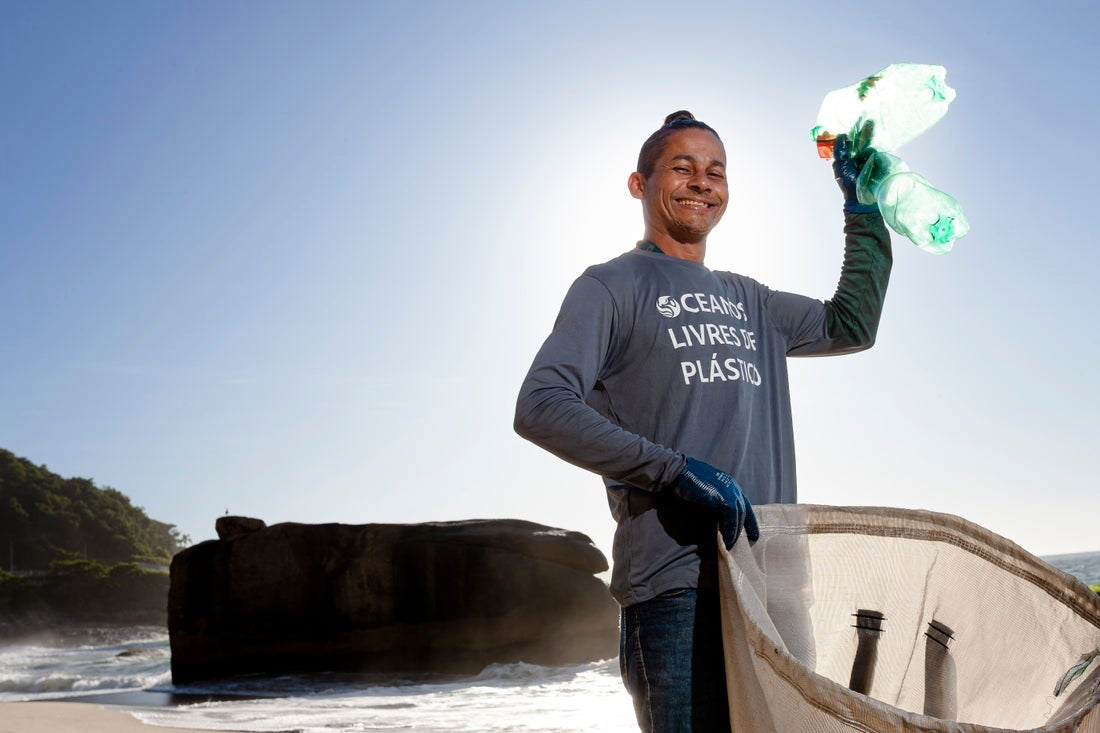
[811,63,956,157]
[856,152,969,254]
[811,64,969,253]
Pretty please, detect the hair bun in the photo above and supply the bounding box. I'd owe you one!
[636,111,719,177]
[664,110,696,125]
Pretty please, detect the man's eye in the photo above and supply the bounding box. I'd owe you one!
[673,167,691,174]
[709,172,725,180]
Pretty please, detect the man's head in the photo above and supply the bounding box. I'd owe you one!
[629,111,728,250]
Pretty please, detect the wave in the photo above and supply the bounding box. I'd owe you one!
[135,659,637,733]
[474,658,619,683]
[2,628,635,731]
[154,658,620,699]
[0,629,172,701]
[0,669,174,699]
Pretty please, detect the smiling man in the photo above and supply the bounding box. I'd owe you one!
[515,111,893,732]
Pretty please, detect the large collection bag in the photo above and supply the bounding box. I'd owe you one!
[719,505,1100,732]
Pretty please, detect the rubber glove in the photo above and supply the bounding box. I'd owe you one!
[671,457,760,549]
[833,133,878,214]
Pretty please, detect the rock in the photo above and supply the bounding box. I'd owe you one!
[215,515,266,539]
[169,519,619,683]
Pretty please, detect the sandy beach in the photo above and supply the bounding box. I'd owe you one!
[0,702,214,733]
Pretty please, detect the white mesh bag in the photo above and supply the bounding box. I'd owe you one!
[718,505,1100,732]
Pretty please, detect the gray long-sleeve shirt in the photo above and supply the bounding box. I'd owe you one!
[515,211,891,606]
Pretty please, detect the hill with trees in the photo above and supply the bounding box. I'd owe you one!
[0,448,188,571]
[0,448,189,632]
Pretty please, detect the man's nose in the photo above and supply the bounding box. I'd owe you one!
[688,173,711,191]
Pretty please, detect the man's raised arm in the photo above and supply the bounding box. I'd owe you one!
[785,134,894,357]
[802,209,892,355]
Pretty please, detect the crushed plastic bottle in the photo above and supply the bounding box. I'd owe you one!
[812,63,969,253]
[811,64,956,158]
[855,151,969,254]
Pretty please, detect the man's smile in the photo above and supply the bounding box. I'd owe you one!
[675,197,718,209]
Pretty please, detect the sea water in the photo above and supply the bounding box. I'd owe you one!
[1,552,1097,732]
[0,628,637,732]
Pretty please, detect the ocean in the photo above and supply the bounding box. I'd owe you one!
[1,551,1097,732]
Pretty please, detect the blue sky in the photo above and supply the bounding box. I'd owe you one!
[2,0,1097,558]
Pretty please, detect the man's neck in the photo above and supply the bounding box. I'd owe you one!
[643,230,707,263]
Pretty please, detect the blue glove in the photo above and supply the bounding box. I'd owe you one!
[833,133,877,214]
[671,457,760,550]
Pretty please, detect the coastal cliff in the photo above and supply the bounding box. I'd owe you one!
[169,517,619,683]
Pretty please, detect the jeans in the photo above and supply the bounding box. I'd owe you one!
[619,588,731,733]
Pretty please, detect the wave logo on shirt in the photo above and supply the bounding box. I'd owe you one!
[655,296,681,318]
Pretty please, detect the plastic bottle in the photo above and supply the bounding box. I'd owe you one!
[810,64,969,253]
[848,609,885,696]
[923,620,957,720]
[856,152,969,254]
[811,64,956,158]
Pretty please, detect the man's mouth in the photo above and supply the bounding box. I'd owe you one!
[675,197,716,209]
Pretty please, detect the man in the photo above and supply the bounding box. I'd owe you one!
[514,111,891,732]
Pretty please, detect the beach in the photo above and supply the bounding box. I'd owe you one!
[0,702,211,733]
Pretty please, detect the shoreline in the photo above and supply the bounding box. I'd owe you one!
[0,702,227,733]
[56,689,256,707]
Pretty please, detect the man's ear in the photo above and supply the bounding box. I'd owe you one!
[628,171,645,200]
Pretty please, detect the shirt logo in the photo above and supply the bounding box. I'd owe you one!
[655,296,681,318]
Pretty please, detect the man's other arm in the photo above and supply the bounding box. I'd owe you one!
[514,274,684,491]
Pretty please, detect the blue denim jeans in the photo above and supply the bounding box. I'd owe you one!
[619,588,731,732]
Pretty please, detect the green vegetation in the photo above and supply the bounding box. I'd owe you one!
[0,448,188,571]
[1091,583,1100,594]
[0,558,169,624]
[0,449,185,629]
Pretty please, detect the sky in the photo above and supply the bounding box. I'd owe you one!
[2,0,1097,561]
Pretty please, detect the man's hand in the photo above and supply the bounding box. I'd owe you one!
[670,457,760,549]
[833,133,877,214]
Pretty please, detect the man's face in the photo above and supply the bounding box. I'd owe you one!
[629,128,728,243]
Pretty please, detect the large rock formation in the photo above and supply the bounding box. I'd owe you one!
[169,518,619,683]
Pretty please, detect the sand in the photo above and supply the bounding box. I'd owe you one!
[0,702,221,733]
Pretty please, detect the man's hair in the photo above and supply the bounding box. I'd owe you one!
[636,111,721,178]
